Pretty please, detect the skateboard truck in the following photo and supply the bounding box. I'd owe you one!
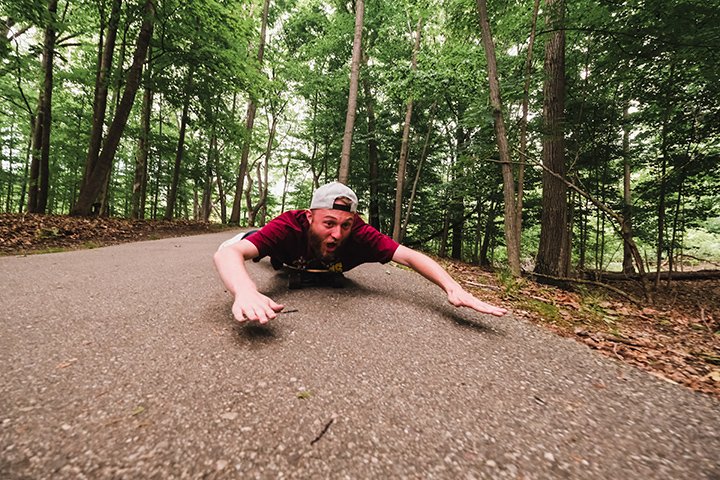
[286,260,344,289]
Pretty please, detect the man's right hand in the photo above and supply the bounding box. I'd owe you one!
[232,291,285,324]
[214,237,284,324]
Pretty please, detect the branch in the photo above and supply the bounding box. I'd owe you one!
[528,271,643,305]
[7,25,30,41]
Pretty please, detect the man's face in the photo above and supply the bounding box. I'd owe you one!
[306,209,354,261]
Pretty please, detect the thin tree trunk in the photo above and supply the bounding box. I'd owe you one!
[656,129,668,288]
[71,0,155,216]
[402,101,436,241]
[281,155,290,213]
[152,94,163,219]
[245,165,256,225]
[131,44,152,220]
[534,0,568,278]
[450,125,465,260]
[476,0,521,275]
[19,134,31,213]
[250,110,279,224]
[217,171,227,224]
[165,68,194,220]
[4,120,16,212]
[201,125,217,222]
[516,0,540,239]
[621,103,635,274]
[393,18,422,242]
[28,0,59,214]
[480,196,498,267]
[362,52,380,229]
[668,178,683,283]
[229,0,270,224]
[338,0,364,184]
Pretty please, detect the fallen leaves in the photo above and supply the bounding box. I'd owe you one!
[0,213,224,255]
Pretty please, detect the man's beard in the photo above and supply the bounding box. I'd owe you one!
[308,229,337,262]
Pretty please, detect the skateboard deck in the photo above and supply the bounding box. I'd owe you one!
[285,264,344,289]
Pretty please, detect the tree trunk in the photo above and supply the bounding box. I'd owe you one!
[402,102,436,241]
[201,126,217,222]
[517,0,540,241]
[250,109,279,225]
[229,0,270,224]
[476,0,521,275]
[152,95,163,219]
[362,52,380,230]
[83,0,121,191]
[217,170,227,224]
[19,134,31,213]
[338,0,364,184]
[621,103,635,274]
[245,166,256,225]
[656,161,667,286]
[27,0,59,214]
[450,124,466,260]
[71,0,155,216]
[392,18,422,242]
[534,0,568,278]
[668,178,683,282]
[281,156,290,212]
[479,196,498,267]
[165,68,194,220]
[131,44,153,220]
[4,119,16,212]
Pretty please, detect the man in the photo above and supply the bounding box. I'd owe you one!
[214,182,507,324]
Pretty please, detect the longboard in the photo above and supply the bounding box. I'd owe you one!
[285,264,344,289]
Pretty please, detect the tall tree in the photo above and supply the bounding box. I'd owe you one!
[82,0,122,195]
[164,66,194,220]
[229,0,269,225]
[621,103,635,274]
[392,18,422,243]
[361,51,381,229]
[535,0,568,277]
[27,0,58,214]
[72,0,155,216]
[337,0,364,185]
[476,0,521,275]
[131,44,153,220]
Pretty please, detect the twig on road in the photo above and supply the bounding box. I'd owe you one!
[310,417,335,446]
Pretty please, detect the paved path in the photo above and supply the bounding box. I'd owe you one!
[1,232,718,479]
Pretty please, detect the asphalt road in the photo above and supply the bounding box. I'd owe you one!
[1,231,718,479]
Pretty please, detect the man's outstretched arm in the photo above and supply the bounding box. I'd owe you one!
[213,239,284,324]
[391,245,507,317]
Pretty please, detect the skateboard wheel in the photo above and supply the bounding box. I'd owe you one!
[289,273,301,289]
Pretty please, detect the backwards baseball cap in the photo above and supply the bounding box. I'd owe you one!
[310,182,358,213]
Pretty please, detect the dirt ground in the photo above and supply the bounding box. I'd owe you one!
[2,213,718,398]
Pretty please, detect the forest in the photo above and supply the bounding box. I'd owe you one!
[1,0,719,285]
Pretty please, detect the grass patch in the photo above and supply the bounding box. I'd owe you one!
[522,298,561,322]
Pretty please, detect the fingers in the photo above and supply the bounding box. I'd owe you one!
[269,299,285,312]
[233,294,284,324]
[449,290,508,317]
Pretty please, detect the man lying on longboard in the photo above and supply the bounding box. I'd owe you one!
[214,182,507,324]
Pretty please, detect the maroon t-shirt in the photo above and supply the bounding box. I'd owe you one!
[245,210,399,272]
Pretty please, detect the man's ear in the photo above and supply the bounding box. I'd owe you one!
[305,209,313,223]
